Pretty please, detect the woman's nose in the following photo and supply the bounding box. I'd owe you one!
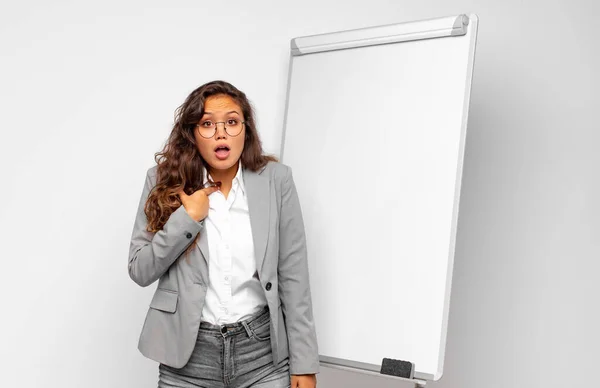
[215,123,228,139]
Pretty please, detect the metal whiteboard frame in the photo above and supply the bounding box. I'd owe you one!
[280,13,479,385]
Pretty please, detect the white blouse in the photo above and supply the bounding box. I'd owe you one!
[199,161,268,325]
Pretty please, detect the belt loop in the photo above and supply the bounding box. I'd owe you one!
[241,320,253,338]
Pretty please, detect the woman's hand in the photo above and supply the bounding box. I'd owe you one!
[291,374,317,388]
[177,184,220,222]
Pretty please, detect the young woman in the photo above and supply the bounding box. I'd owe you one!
[128,80,319,388]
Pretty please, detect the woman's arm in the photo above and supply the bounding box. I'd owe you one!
[128,168,204,287]
[277,165,320,375]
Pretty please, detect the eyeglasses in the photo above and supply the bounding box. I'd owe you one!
[195,119,245,139]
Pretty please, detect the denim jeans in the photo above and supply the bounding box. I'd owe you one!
[158,306,290,388]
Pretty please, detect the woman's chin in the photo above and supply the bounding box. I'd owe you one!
[206,157,239,171]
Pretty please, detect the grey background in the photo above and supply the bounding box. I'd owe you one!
[0,1,597,387]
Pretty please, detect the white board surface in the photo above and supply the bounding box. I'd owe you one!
[280,14,478,381]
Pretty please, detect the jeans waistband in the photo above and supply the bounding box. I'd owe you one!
[199,305,270,337]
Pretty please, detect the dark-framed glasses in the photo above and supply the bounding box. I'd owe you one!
[196,119,245,138]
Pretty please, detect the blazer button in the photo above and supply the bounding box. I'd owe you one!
[265,282,272,291]
[185,232,192,239]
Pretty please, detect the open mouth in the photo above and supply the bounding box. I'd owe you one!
[214,145,231,160]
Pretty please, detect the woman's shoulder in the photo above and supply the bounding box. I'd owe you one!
[143,165,159,187]
[146,164,158,177]
[261,160,292,182]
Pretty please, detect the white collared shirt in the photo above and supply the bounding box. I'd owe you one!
[200,161,267,325]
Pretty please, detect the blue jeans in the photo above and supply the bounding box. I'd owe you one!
[158,306,290,388]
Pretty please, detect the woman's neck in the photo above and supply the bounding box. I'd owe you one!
[208,163,239,198]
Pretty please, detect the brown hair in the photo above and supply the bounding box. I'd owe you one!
[144,80,277,260]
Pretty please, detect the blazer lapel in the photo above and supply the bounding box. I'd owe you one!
[244,167,270,274]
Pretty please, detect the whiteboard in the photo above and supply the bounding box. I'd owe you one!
[280,14,478,381]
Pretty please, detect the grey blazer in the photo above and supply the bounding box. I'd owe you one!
[128,161,319,375]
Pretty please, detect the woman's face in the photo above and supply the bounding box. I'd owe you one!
[194,94,246,173]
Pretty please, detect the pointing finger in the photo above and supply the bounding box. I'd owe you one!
[202,181,221,190]
[201,184,220,196]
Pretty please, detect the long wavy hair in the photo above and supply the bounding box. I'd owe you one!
[145,80,277,260]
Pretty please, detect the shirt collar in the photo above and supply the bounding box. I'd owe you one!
[202,160,245,195]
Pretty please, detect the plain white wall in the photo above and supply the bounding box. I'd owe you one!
[0,1,598,387]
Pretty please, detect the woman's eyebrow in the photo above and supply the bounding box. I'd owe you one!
[202,110,240,115]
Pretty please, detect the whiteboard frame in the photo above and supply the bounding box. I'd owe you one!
[280,13,479,383]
